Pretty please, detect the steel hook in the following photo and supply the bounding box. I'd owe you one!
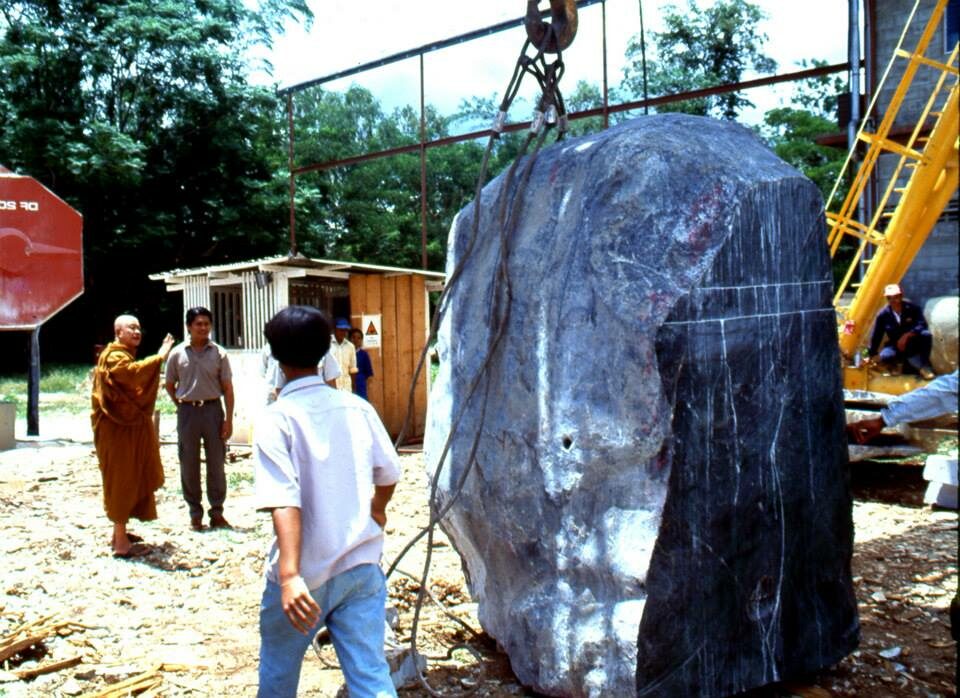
[524,0,578,54]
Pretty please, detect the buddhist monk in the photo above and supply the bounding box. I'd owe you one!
[91,315,175,557]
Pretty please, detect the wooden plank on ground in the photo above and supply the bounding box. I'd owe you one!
[13,655,81,680]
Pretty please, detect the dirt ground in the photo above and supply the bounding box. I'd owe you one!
[0,414,956,697]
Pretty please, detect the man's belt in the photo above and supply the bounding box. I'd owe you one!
[177,398,220,407]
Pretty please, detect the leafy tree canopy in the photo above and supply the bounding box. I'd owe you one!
[0,0,850,364]
[622,0,777,119]
[0,0,310,356]
[760,60,847,200]
[285,85,490,270]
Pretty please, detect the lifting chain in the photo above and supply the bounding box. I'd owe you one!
[495,0,579,139]
[383,5,581,697]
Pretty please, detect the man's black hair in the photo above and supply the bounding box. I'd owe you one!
[185,306,213,325]
[264,306,331,369]
[349,327,363,339]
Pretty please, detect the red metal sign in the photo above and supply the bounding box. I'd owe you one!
[0,172,84,329]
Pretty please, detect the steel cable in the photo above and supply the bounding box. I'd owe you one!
[385,18,571,698]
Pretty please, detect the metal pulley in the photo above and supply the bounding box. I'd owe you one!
[525,0,578,53]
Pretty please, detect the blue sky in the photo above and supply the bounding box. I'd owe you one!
[252,1,852,126]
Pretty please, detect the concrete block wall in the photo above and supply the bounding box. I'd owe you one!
[901,220,960,306]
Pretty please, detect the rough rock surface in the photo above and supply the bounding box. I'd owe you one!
[924,295,959,375]
[424,114,858,697]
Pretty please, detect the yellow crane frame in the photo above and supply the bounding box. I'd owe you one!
[825,0,958,393]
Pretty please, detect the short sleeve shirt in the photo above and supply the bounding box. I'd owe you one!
[253,376,401,589]
[332,337,358,391]
[261,346,341,393]
[321,348,341,382]
[166,341,232,401]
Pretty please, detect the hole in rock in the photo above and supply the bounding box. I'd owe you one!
[562,436,573,450]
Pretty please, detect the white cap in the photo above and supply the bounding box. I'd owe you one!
[884,283,902,297]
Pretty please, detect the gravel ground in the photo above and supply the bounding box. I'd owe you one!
[0,414,956,697]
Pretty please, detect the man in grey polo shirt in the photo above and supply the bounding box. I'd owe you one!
[165,306,235,531]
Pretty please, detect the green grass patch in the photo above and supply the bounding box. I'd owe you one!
[41,364,90,392]
[228,470,254,488]
[156,397,178,416]
[934,433,959,456]
[0,364,91,413]
[0,363,178,417]
[0,363,89,396]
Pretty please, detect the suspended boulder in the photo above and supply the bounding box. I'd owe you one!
[425,114,858,698]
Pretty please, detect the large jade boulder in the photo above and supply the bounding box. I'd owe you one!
[425,114,858,697]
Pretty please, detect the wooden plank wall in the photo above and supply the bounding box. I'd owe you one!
[349,273,429,440]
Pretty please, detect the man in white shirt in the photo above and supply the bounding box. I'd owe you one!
[331,317,358,392]
[254,306,400,698]
[260,341,341,403]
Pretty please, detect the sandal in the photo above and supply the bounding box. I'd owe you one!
[110,532,145,548]
[112,543,149,559]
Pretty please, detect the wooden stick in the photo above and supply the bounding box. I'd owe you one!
[13,655,82,679]
[0,618,56,646]
[3,614,57,640]
[160,662,208,672]
[78,665,162,698]
[1,618,83,662]
[113,677,162,697]
[0,632,51,663]
[16,613,57,633]
[136,682,165,698]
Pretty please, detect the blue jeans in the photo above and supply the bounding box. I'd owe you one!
[878,329,933,373]
[258,564,396,698]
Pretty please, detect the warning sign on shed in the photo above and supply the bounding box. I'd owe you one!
[362,314,381,348]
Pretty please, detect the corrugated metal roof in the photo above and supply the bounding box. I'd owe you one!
[149,254,445,282]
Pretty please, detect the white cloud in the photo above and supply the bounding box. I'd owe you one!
[253,0,851,125]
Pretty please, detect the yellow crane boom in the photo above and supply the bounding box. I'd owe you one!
[826,0,959,392]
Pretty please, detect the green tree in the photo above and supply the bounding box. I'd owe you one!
[563,80,617,138]
[451,93,531,171]
[763,106,842,195]
[760,61,852,287]
[622,0,776,120]
[760,61,847,200]
[287,86,490,270]
[0,0,309,357]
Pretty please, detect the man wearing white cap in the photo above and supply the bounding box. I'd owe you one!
[867,283,935,380]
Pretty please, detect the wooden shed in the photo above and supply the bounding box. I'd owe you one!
[150,255,444,442]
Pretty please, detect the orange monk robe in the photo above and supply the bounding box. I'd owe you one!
[91,342,165,523]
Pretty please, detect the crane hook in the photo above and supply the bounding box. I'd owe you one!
[525,0,578,53]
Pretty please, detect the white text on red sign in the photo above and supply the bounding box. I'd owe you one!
[0,201,40,212]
